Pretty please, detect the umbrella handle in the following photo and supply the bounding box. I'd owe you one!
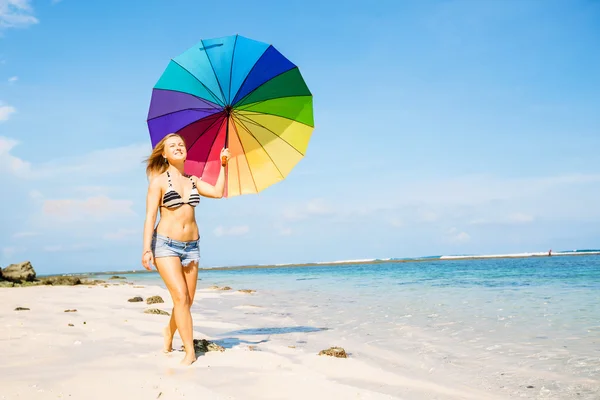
[222,111,230,167]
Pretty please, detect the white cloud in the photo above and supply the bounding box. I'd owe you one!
[469,212,535,226]
[103,228,139,240]
[444,228,471,244]
[0,136,150,179]
[279,227,293,236]
[29,189,42,199]
[507,213,534,224]
[42,196,135,221]
[7,75,17,83]
[389,218,403,228]
[1,246,20,258]
[214,225,250,237]
[13,231,39,238]
[0,0,38,30]
[282,198,333,221]
[0,103,16,121]
[43,243,93,253]
[0,136,31,175]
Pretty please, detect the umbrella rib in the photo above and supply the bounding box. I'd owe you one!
[147,107,221,121]
[235,113,305,157]
[151,88,222,110]
[229,45,272,104]
[198,116,228,179]
[236,109,313,129]
[233,67,300,107]
[171,59,225,107]
[230,116,259,193]
[233,145,242,196]
[236,94,311,111]
[186,112,226,164]
[233,114,285,181]
[227,35,239,104]
[201,39,227,105]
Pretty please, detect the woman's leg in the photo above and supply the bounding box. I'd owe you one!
[155,256,196,365]
[164,261,199,352]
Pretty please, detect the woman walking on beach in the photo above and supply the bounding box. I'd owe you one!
[141,133,229,365]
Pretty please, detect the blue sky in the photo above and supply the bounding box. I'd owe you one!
[1,0,599,274]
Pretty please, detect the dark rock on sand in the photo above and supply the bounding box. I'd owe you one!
[238,289,256,294]
[109,276,126,280]
[318,347,347,358]
[144,308,170,316]
[146,295,164,304]
[1,261,36,282]
[40,276,81,286]
[193,339,225,353]
[14,307,30,311]
[64,309,77,312]
[68,323,74,327]
[219,286,232,291]
[128,296,143,302]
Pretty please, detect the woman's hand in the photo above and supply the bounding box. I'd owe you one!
[220,148,231,166]
[142,250,154,271]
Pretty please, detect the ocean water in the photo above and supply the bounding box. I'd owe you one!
[102,255,600,398]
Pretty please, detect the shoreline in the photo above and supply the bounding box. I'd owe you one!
[3,264,598,399]
[0,281,501,400]
[50,250,600,277]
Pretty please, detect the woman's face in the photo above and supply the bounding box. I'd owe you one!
[163,136,187,163]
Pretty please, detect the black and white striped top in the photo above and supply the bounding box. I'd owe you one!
[161,171,200,209]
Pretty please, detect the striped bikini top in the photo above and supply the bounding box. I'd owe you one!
[161,171,200,209]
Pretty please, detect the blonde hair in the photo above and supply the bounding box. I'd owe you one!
[145,133,186,178]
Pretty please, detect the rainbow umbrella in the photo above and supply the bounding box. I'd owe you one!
[146,34,314,197]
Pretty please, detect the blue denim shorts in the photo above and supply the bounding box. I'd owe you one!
[152,232,200,267]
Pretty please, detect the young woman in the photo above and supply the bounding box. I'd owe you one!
[142,133,230,366]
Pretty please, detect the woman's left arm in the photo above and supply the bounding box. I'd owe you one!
[196,148,230,198]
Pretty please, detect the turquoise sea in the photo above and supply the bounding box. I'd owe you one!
[98,255,600,398]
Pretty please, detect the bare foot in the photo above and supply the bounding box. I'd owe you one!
[162,326,173,353]
[180,352,196,366]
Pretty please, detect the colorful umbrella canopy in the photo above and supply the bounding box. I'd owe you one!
[147,34,314,197]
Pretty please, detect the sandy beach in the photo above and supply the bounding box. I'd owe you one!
[0,281,512,400]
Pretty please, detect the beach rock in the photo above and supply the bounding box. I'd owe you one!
[40,276,81,286]
[64,309,77,312]
[318,346,347,358]
[1,261,36,283]
[109,275,126,280]
[146,295,164,304]
[208,285,219,289]
[219,286,232,291]
[82,279,105,285]
[144,308,170,316]
[238,289,256,294]
[68,323,74,327]
[14,307,30,311]
[128,296,143,303]
[193,339,225,353]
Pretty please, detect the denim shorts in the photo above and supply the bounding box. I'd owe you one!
[152,232,200,267]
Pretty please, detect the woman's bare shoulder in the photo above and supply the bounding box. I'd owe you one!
[148,171,168,187]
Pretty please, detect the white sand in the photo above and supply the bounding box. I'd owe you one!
[0,283,507,400]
